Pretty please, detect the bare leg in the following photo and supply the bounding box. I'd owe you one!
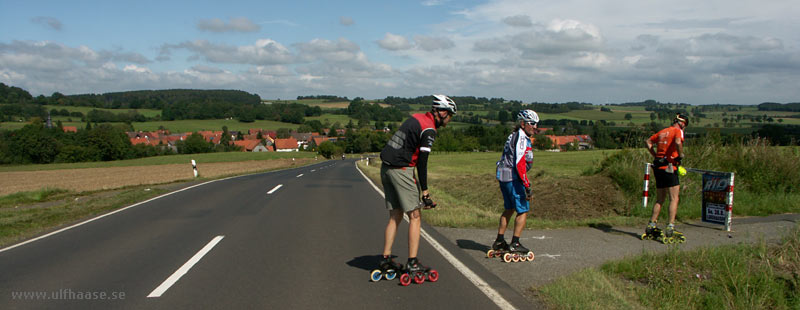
[667,185,680,224]
[382,209,404,256]
[513,212,528,237]
[407,209,421,258]
[498,209,514,235]
[650,188,668,223]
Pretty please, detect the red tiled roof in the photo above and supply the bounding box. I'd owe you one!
[273,138,298,150]
[62,126,77,133]
[233,139,263,152]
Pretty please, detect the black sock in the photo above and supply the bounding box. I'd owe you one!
[511,236,520,244]
[407,257,417,265]
[495,234,505,243]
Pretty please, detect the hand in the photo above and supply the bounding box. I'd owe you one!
[525,187,532,200]
[674,156,683,166]
[422,193,437,209]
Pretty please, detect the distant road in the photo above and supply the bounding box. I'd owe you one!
[0,160,533,309]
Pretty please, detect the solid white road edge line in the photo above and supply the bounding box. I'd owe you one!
[355,164,516,310]
[267,184,283,194]
[0,176,240,254]
[147,235,224,298]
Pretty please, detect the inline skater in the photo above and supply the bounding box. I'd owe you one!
[643,113,689,243]
[372,94,455,283]
[490,110,538,262]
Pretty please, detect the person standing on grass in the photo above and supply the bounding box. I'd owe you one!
[378,94,456,273]
[645,113,689,239]
[492,109,539,255]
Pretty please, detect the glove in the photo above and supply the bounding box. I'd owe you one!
[525,186,532,200]
[422,193,437,209]
[674,156,683,166]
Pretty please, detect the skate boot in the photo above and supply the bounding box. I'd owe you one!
[487,240,509,258]
[370,256,403,282]
[640,224,663,241]
[660,226,686,244]
[504,241,535,263]
[399,258,439,286]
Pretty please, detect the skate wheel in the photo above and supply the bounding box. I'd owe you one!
[527,252,535,261]
[640,233,646,240]
[520,255,527,262]
[428,270,439,282]
[400,273,411,286]
[385,269,397,281]
[512,254,521,263]
[370,269,382,282]
[413,272,425,284]
[503,253,513,263]
[487,250,495,258]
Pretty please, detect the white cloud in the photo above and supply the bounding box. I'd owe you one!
[502,15,532,27]
[161,39,294,65]
[340,16,354,26]
[31,16,62,30]
[414,35,455,51]
[197,17,260,33]
[377,33,413,51]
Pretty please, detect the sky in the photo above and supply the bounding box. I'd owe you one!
[1,0,799,105]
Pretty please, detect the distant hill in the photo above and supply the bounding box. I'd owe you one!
[758,102,800,112]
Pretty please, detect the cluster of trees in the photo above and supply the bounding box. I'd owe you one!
[341,98,406,123]
[0,121,244,165]
[296,95,349,102]
[758,102,800,112]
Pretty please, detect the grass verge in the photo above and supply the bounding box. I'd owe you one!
[0,185,170,247]
[538,223,800,309]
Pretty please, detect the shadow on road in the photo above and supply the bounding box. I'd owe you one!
[346,255,398,271]
[456,239,490,254]
[589,223,642,239]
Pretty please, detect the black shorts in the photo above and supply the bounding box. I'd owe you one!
[654,168,680,188]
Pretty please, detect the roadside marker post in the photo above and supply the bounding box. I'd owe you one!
[191,159,198,178]
[642,163,651,208]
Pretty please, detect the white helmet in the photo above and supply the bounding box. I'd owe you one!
[432,94,457,115]
[518,109,539,124]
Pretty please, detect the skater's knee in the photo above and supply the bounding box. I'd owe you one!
[407,209,421,220]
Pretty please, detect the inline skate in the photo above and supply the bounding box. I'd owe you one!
[502,241,535,263]
[658,227,686,244]
[399,258,439,286]
[486,240,509,259]
[370,256,403,282]
[640,226,663,241]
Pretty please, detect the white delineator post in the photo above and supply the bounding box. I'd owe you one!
[643,163,651,208]
[725,173,735,232]
[191,159,198,178]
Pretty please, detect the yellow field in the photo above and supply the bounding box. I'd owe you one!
[0,158,313,196]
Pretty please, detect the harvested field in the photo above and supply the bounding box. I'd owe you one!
[0,158,313,196]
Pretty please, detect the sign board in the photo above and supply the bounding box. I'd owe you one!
[696,170,735,231]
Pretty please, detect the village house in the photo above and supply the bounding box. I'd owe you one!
[233,139,269,152]
[544,135,594,151]
[273,138,299,152]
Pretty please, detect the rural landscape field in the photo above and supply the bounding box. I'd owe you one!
[2,83,799,309]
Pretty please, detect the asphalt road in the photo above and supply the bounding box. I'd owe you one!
[0,160,534,309]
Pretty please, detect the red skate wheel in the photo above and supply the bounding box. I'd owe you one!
[400,273,411,286]
[486,250,495,258]
[526,252,535,261]
[512,255,520,263]
[413,272,425,284]
[503,253,512,263]
[428,270,439,282]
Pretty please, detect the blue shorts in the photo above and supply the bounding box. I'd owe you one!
[499,181,529,214]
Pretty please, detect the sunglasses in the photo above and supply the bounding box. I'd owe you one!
[525,121,538,126]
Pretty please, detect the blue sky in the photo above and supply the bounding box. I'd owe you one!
[1,0,799,105]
